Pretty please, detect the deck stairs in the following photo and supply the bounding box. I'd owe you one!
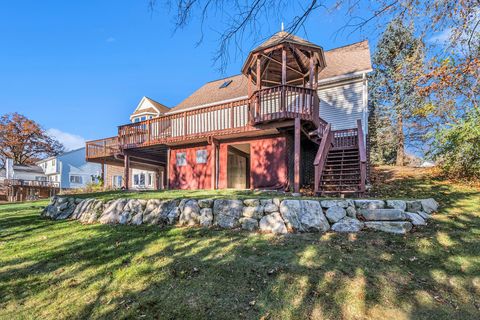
[313,119,367,197]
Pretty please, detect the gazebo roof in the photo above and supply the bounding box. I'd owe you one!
[241,31,326,86]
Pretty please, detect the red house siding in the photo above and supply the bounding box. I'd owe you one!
[169,145,212,190]
[169,136,288,190]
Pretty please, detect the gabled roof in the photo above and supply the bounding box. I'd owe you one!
[130,96,170,119]
[13,164,45,174]
[168,75,248,113]
[167,40,371,114]
[318,40,371,80]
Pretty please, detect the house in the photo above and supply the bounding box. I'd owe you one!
[86,31,372,196]
[1,158,48,182]
[0,158,58,202]
[37,148,102,190]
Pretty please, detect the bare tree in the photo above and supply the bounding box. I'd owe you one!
[149,0,479,70]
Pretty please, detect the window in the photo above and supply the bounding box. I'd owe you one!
[113,175,122,188]
[70,175,82,184]
[196,149,207,164]
[176,152,187,166]
[147,173,153,186]
[134,117,140,123]
[141,116,146,121]
[219,80,233,88]
[52,159,56,166]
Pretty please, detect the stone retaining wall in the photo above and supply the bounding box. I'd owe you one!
[42,197,439,234]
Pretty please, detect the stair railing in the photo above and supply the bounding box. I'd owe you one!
[314,123,333,194]
[357,119,367,193]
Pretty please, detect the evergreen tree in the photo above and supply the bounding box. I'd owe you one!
[369,19,425,165]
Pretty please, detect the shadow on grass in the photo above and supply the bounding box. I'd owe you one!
[0,188,479,319]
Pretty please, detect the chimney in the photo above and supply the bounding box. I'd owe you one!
[5,158,14,179]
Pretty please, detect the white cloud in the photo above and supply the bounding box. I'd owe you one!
[428,28,452,43]
[47,128,86,151]
[106,36,116,43]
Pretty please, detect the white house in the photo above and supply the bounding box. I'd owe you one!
[37,147,102,189]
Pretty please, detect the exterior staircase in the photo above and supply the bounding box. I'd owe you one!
[314,119,367,196]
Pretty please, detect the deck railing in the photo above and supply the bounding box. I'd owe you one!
[85,136,120,159]
[86,85,327,157]
[252,85,321,124]
[3,179,60,188]
[332,128,358,149]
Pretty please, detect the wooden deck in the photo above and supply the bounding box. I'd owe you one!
[86,85,327,160]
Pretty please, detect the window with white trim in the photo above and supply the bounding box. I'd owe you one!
[112,175,122,188]
[70,175,82,184]
[176,152,187,166]
[196,149,207,164]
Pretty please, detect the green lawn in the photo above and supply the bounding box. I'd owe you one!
[0,167,479,319]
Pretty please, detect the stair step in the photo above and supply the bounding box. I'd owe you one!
[326,160,359,164]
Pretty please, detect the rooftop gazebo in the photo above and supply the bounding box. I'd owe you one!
[241,30,327,193]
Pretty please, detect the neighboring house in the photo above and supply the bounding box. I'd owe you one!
[1,158,48,182]
[37,148,102,189]
[86,31,372,195]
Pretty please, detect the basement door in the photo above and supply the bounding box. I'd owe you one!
[227,144,250,189]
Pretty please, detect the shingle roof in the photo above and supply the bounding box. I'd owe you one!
[13,164,45,174]
[145,97,170,113]
[167,40,371,113]
[252,31,323,52]
[318,40,371,80]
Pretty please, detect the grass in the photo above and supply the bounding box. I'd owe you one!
[0,166,479,319]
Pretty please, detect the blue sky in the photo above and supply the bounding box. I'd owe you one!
[0,1,448,150]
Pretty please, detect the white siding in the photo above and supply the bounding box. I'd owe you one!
[318,79,367,132]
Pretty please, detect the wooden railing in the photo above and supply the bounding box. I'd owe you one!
[3,179,60,188]
[357,119,367,193]
[313,124,333,194]
[118,98,251,148]
[86,84,327,155]
[86,136,120,159]
[332,127,358,150]
[251,85,320,124]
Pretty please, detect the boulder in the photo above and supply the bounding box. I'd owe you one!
[331,217,364,233]
[124,199,144,214]
[179,200,201,226]
[320,199,349,208]
[242,206,264,219]
[406,200,422,212]
[421,198,439,214]
[346,206,357,218]
[280,200,329,232]
[56,202,76,220]
[131,212,143,225]
[243,199,260,207]
[273,198,281,207]
[43,204,58,218]
[213,200,243,229]
[364,221,413,234]
[405,212,426,226]
[264,203,279,214]
[354,200,385,210]
[239,217,259,231]
[259,212,288,234]
[358,209,406,221]
[325,206,346,223]
[198,199,214,208]
[57,197,68,205]
[199,208,213,227]
[99,198,128,224]
[143,200,179,225]
[417,211,432,220]
[260,199,273,206]
[386,200,407,211]
[118,211,132,225]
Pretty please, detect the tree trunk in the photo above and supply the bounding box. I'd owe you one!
[396,110,404,166]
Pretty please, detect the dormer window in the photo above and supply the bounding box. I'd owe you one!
[219,80,233,89]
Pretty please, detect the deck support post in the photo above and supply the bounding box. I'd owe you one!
[210,139,218,190]
[281,48,287,114]
[101,159,106,190]
[294,117,301,193]
[166,148,170,190]
[124,154,130,190]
